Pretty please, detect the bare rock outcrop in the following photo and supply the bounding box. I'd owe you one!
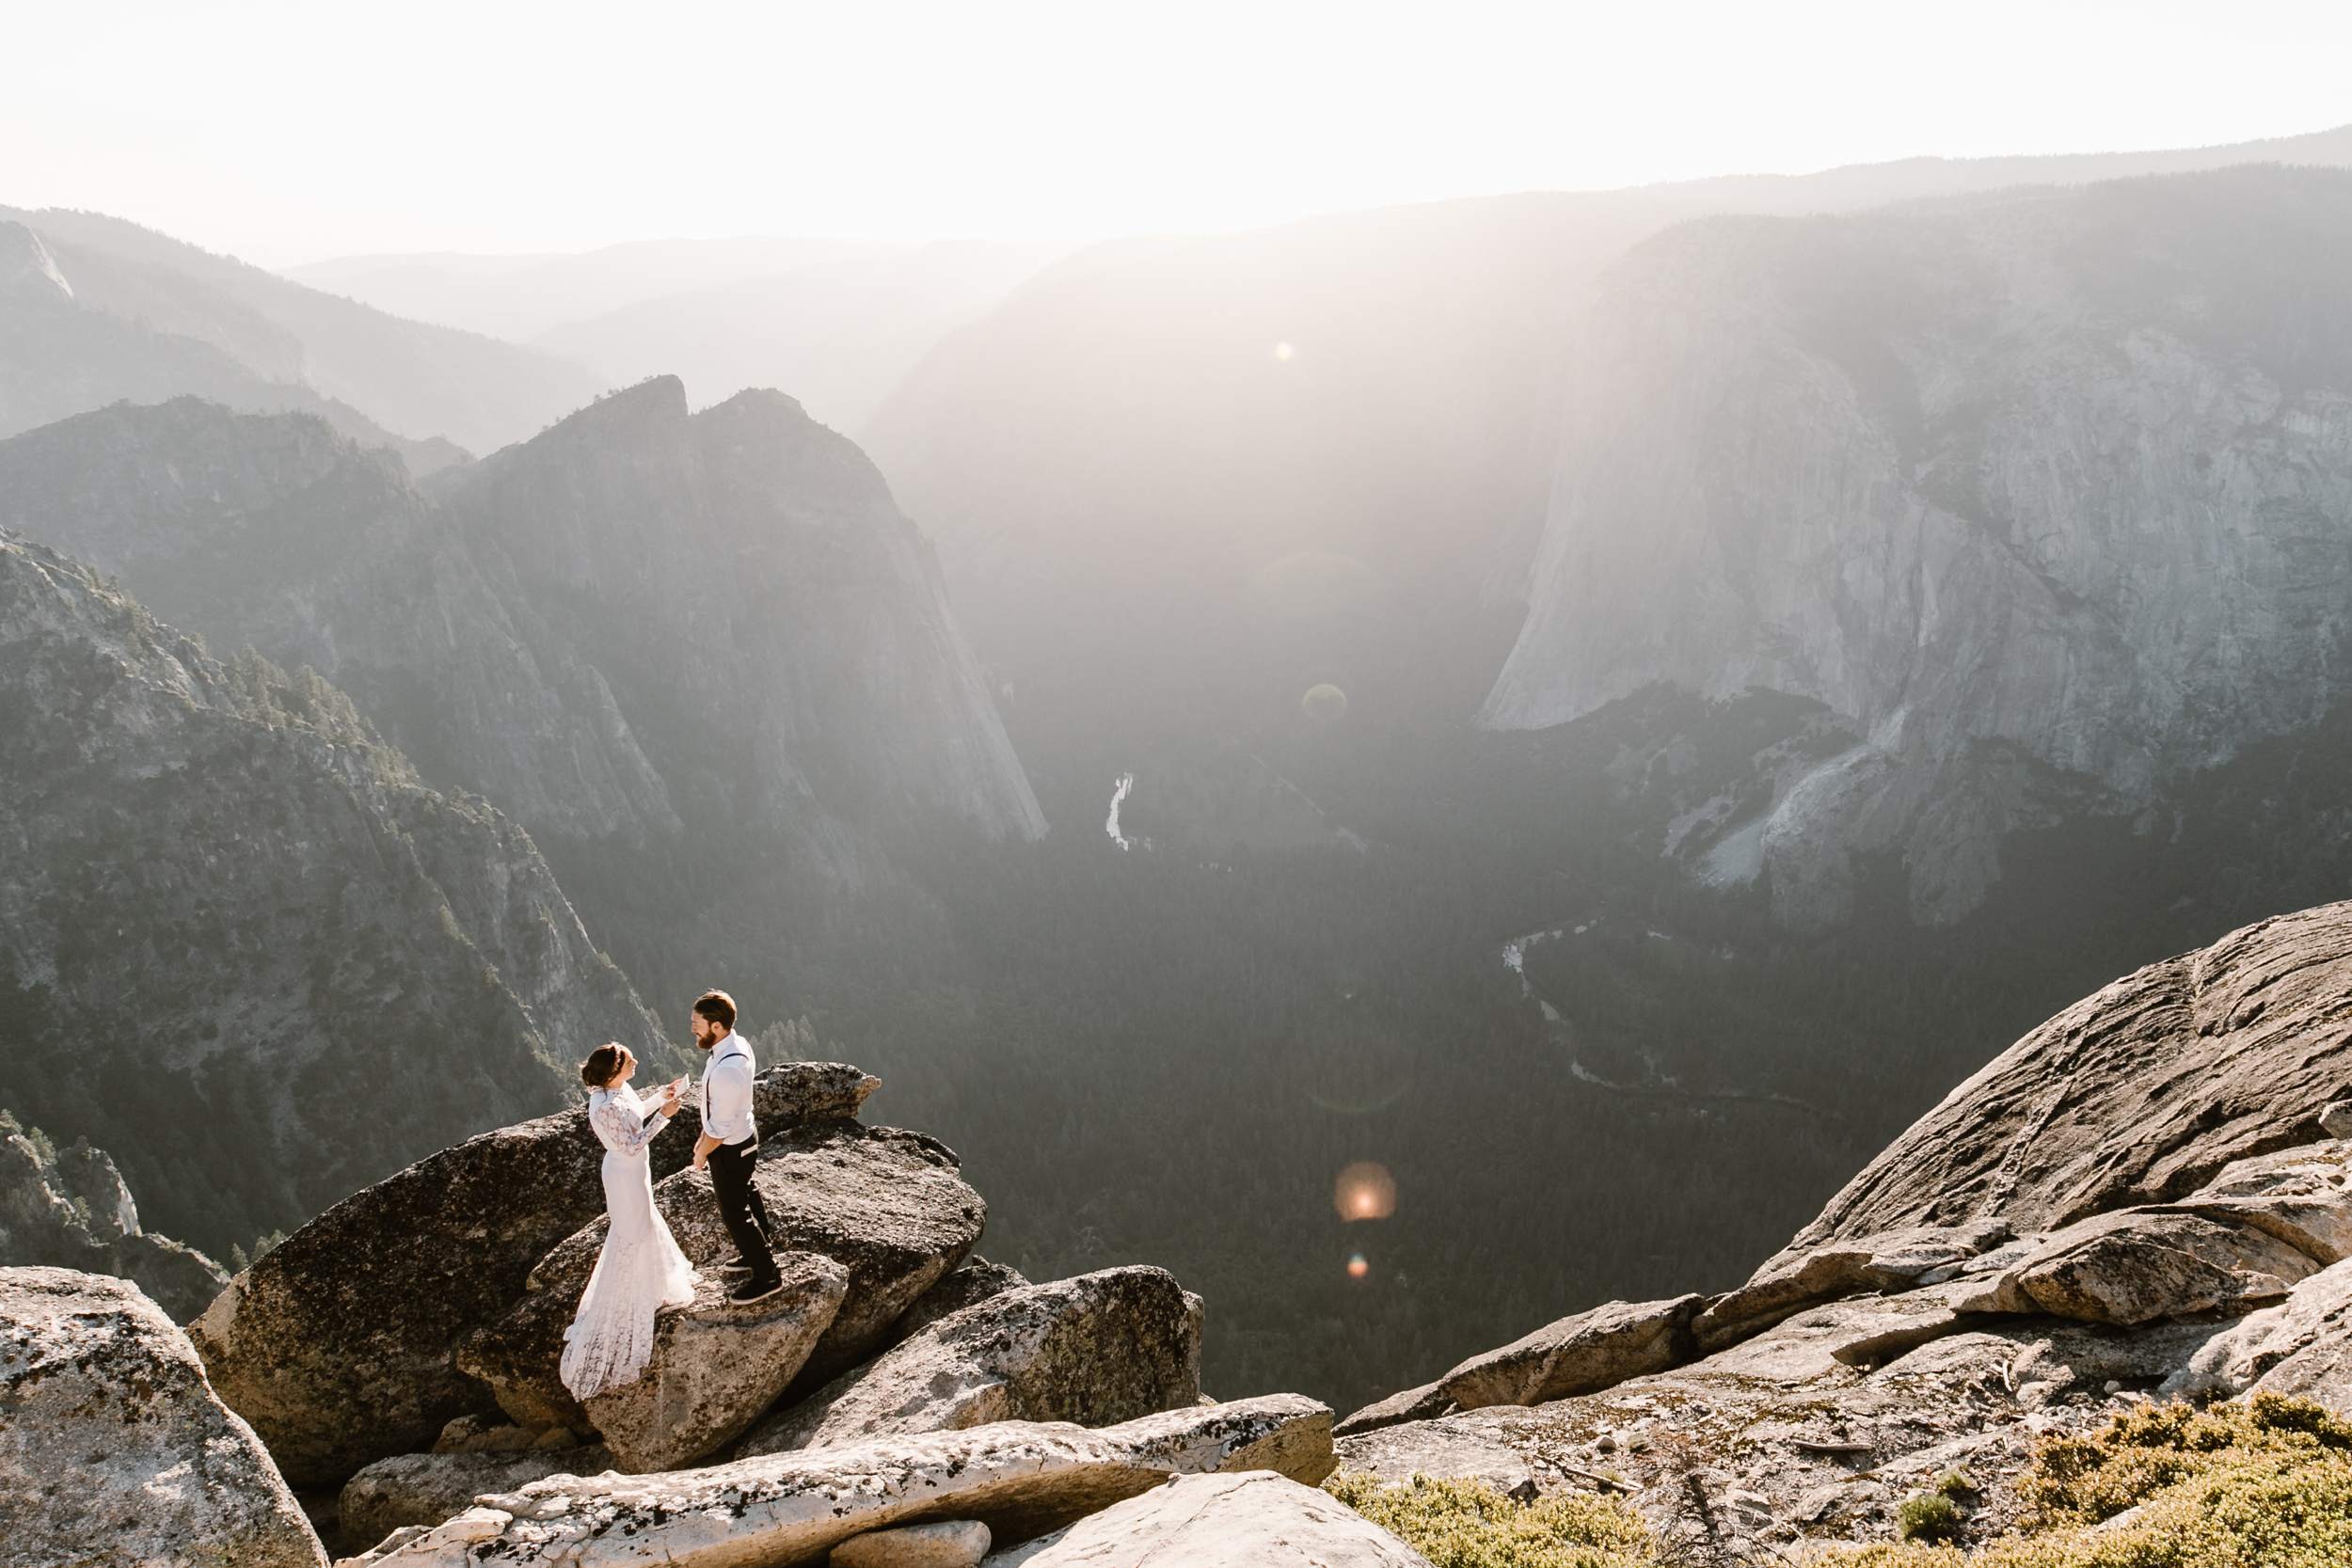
[0,1267,326,1567]
[2162,1257,2352,1408]
[1695,1221,2011,1351]
[1336,1298,2232,1556]
[196,1062,879,1487]
[1438,1294,1705,1412]
[1332,1381,1456,1437]
[0,1114,227,1321]
[834,1519,993,1567]
[891,1255,1029,1344]
[1956,1207,2315,1324]
[1340,1294,1706,1438]
[460,1118,983,1430]
[739,1265,1202,1456]
[1023,1470,1434,1567]
[373,1395,1334,1567]
[1327,899,2352,1553]
[585,1256,848,1473]
[195,1102,690,1489]
[337,1448,614,1554]
[2179,1139,2352,1263]
[1772,903,2352,1255]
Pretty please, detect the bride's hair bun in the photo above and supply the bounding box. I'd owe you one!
[580,1043,628,1088]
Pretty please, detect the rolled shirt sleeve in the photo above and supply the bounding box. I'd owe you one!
[702,1047,756,1145]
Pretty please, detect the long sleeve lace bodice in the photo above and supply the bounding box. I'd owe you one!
[589,1086,667,1159]
[564,1083,697,1402]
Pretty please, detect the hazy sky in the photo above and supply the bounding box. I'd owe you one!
[8,0,2351,265]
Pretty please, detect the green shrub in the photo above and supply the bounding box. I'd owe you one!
[1935,1468,1977,1499]
[1898,1492,1962,1542]
[1324,1469,1656,1568]
[1811,1393,2352,1567]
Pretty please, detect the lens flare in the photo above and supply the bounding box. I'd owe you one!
[1347,1253,1370,1279]
[1302,683,1347,722]
[1334,1161,1396,1221]
[1274,341,1295,361]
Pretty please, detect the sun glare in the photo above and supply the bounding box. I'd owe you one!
[1334,1160,1397,1221]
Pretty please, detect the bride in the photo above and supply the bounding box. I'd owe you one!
[561,1043,699,1402]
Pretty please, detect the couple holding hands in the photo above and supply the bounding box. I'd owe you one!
[558,989,784,1402]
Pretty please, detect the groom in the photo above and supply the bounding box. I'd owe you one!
[691,990,782,1305]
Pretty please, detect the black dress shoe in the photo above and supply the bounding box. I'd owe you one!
[729,1276,784,1306]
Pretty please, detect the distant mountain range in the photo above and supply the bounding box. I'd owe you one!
[0,207,602,454]
[532,242,1065,432]
[288,238,1065,433]
[862,129,2352,920]
[283,236,919,341]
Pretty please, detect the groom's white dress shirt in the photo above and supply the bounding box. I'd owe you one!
[701,1029,756,1147]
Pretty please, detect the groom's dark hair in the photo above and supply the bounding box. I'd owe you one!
[693,990,738,1031]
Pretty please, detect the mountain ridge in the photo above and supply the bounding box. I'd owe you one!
[0,206,603,451]
[0,529,665,1255]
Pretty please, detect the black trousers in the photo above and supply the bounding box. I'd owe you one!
[707,1139,777,1283]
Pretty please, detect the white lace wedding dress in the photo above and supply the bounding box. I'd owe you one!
[560,1084,699,1402]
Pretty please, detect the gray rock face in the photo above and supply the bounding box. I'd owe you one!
[1774,902,2352,1252]
[739,1265,1202,1456]
[834,1519,993,1568]
[0,1267,326,1568]
[379,1395,1335,1568]
[1958,1207,2314,1324]
[1435,1294,1706,1412]
[1693,1280,1993,1386]
[2179,1141,2352,1264]
[586,1257,849,1473]
[0,531,662,1296]
[1335,1298,2234,1556]
[1332,1381,1456,1438]
[0,1115,226,1321]
[461,1119,984,1431]
[890,1255,1030,1345]
[1024,1471,1434,1568]
[2163,1258,2352,1407]
[755,1063,884,1131]
[1699,1221,2013,1351]
[1480,167,2352,927]
[337,1448,614,1553]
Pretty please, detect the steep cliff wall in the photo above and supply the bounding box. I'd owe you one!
[433,377,1044,852]
[1482,166,2352,927]
[0,384,1041,860]
[0,397,683,843]
[0,532,662,1253]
